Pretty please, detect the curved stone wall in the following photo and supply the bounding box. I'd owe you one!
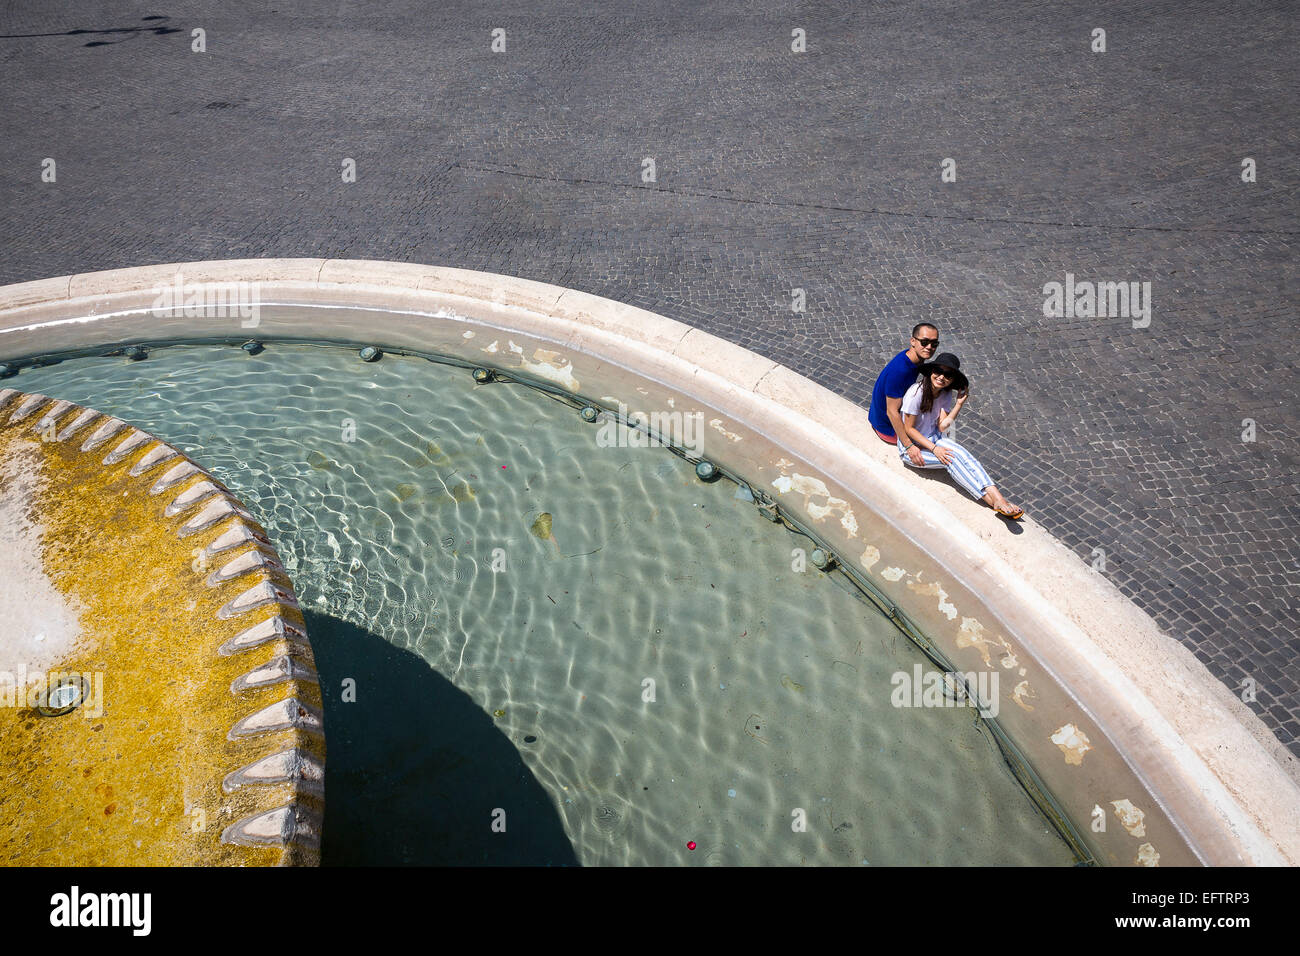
[0,388,323,865]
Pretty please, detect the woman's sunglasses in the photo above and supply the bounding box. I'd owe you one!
[932,368,956,380]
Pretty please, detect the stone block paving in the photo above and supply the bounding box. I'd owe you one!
[1,1,1297,754]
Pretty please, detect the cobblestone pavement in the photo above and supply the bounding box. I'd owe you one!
[2,2,1297,754]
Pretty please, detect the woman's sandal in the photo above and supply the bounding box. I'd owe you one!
[996,504,1025,520]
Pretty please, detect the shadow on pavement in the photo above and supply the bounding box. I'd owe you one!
[899,462,1026,534]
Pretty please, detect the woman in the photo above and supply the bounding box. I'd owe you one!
[897,352,1024,519]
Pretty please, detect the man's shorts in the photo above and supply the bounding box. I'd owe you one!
[873,427,898,445]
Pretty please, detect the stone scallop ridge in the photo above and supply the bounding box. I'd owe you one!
[0,387,325,863]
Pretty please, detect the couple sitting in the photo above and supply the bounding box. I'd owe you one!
[868,323,1024,520]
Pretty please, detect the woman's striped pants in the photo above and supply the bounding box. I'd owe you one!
[899,438,995,499]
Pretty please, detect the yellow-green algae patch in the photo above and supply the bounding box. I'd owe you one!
[395,479,475,506]
[530,512,553,539]
[307,450,333,471]
[0,422,321,865]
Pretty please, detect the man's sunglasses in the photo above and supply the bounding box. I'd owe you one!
[914,337,939,348]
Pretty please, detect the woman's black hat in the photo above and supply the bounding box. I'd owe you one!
[918,352,969,391]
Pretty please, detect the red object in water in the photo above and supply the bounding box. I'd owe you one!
[687,841,697,851]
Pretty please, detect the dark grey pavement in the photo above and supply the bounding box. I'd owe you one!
[2,2,1297,753]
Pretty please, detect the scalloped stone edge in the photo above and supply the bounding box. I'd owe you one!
[0,387,325,862]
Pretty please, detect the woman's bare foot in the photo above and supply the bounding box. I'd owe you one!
[982,487,1024,519]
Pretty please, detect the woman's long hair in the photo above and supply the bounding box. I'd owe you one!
[918,371,951,415]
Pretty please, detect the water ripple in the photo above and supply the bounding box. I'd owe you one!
[15,342,1075,866]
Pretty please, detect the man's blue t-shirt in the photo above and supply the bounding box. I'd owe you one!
[868,350,920,440]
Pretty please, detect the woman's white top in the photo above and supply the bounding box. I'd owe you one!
[900,381,954,443]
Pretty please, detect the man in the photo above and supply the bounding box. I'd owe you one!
[868,323,938,467]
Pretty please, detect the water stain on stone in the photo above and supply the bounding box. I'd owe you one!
[395,483,419,502]
[780,675,805,693]
[307,451,333,471]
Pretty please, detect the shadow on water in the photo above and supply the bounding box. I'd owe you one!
[304,610,579,866]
